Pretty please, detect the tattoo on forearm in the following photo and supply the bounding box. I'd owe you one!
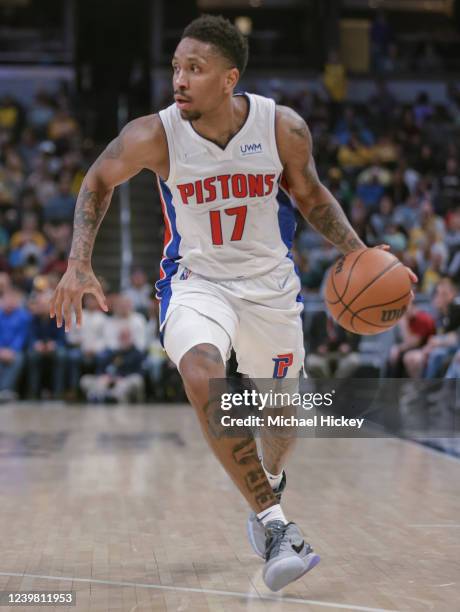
[69,185,112,261]
[308,202,365,254]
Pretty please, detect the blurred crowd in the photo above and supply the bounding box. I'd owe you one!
[1,72,460,403]
[0,88,181,403]
[264,68,460,382]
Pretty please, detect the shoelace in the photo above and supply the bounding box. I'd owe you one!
[265,522,290,561]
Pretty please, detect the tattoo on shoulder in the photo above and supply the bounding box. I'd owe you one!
[290,121,309,140]
[105,136,124,159]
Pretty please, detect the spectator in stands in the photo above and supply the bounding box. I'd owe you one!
[370,195,395,238]
[42,171,76,223]
[368,80,397,127]
[382,42,407,74]
[445,207,460,255]
[80,327,145,403]
[0,273,11,297]
[3,149,25,201]
[17,127,40,174]
[27,91,55,138]
[306,311,361,378]
[413,92,434,128]
[104,294,146,352]
[0,287,31,401]
[125,267,152,317]
[0,218,9,260]
[66,294,108,398]
[417,43,443,74]
[414,144,437,177]
[409,199,445,262]
[386,301,436,377]
[48,107,79,150]
[323,50,347,123]
[403,278,460,378]
[388,166,410,209]
[437,158,460,215]
[349,197,369,241]
[8,211,47,270]
[0,95,22,137]
[356,166,391,211]
[27,290,66,399]
[420,243,449,295]
[26,154,57,206]
[371,11,393,72]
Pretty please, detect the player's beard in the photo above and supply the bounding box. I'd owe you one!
[180,109,202,121]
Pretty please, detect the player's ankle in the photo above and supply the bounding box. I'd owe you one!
[257,504,288,526]
[263,464,284,490]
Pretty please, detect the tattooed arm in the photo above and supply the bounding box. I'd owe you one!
[275,105,365,254]
[50,114,169,331]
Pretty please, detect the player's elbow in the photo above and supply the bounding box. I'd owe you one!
[83,166,115,195]
[292,184,327,217]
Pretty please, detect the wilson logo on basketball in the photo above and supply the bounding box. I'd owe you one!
[381,305,407,323]
[335,258,344,274]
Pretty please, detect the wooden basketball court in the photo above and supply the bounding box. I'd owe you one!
[0,403,458,612]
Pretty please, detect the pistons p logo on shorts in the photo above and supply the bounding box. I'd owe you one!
[272,353,294,379]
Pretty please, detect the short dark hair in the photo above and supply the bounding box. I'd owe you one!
[182,14,249,76]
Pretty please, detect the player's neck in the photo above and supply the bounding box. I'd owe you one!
[191,95,249,149]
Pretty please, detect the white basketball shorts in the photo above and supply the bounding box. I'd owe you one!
[161,257,305,379]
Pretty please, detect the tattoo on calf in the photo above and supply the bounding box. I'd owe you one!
[232,438,275,510]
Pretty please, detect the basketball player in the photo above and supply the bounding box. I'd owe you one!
[50,15,417,591]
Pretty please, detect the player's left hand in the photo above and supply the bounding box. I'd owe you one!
[373,243,418,300]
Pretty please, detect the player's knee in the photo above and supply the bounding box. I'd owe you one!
[179,343,225,397]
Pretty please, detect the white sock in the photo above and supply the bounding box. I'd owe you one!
[257,503,288,526]
[263,464,283,490]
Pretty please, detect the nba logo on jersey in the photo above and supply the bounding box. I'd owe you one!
[272,353,294,378]
[180,268,192,280]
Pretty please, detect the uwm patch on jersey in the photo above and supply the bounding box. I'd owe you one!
[155,92,298,286]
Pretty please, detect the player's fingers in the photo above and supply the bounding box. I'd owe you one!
[54,290,64,327]
[49,291,57,318]
[406,267,418,284]
[374,244,391,251]
[62,297,73,332]
[93,286,109,312]
[73,294,83,328]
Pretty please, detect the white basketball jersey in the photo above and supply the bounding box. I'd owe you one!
[156,93,297,301]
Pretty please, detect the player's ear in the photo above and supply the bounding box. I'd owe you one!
[224,67,239,93]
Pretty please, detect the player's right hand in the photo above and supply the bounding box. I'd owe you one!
[49,260,108,332]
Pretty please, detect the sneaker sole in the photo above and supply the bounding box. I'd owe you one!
[246,512,265,558]
[263,552,320,592]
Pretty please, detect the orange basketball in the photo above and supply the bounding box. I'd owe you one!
[324,249,412,335]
